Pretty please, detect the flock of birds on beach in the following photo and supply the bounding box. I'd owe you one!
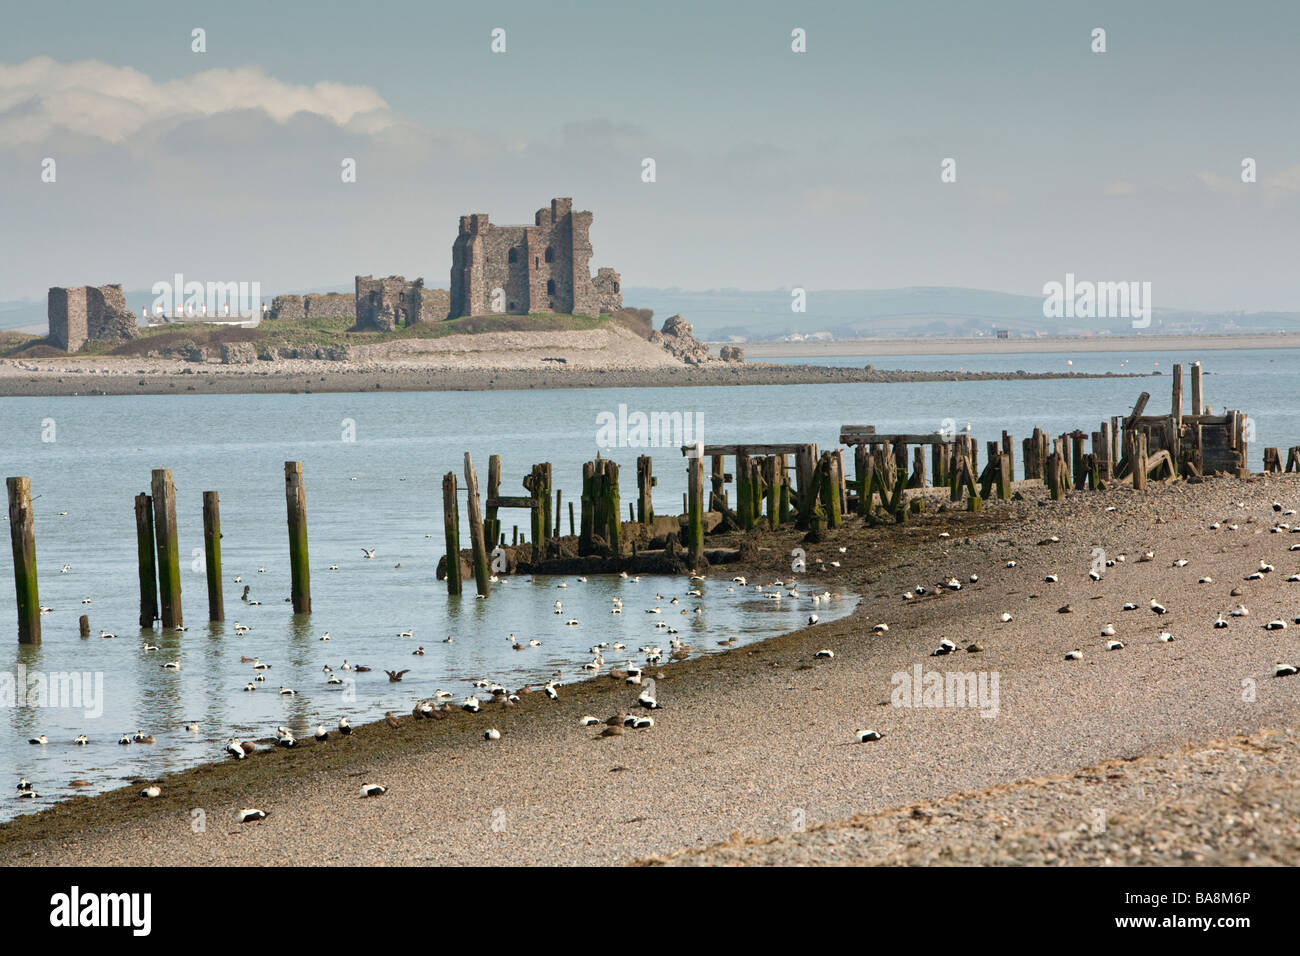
[13,554,845,815]
[13,489,1300,827]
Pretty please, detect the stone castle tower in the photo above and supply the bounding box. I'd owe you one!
[448,197,621,319]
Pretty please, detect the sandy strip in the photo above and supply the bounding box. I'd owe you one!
[2,474,1298,865]
[738,332,1300,358]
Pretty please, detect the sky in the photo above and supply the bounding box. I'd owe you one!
[1,0,1298,311]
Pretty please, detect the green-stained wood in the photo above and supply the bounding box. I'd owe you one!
[134,493,159,628]
[484,454,501,548]
[150,469,183,628]
[7,477,40,644]
[202,491,224,622]
[686,454,705,567]
[604,460,621,557]
[463,452,491,597]
[579,461,595,555]
[735,450,752,530]
[283,462,311,615]
[442,472,461,596]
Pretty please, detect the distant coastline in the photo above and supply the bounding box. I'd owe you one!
[731,331,1300,358]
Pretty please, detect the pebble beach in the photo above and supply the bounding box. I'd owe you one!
[2,473,1297,866]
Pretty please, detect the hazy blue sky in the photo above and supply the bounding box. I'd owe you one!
[1,0,1297,310]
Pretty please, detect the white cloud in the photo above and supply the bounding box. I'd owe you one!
[0,56,395,143]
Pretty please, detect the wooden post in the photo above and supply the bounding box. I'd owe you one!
[79,614,90,638]
[1099,422,1113,480]
[541,463,553,547]
[283,462,311,615]
[556,489,564,538]
[1191,363,1204,415]
[736,449,753,531]
[765,457,779,529]
[821,451,843,528]
[579,461,595,554]
[463,453,490,595]
[709,455,725,511]
[605,459,622,557]
[1133,434,1148,491]
[484,454,501,548]
[777,454,791,523]
[909,446,926,488]
[636,454,654,523]
[134,493,159,629]
[6,477,40,644]
[151,469,183,629]
[568,500,576,536]
[686,454,705,567]
[1171,363,1183,423]
[202,491,224,623]
[795,444,818,516]
[442,473,461,596]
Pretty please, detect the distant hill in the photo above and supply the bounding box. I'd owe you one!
[623,287,1300,342]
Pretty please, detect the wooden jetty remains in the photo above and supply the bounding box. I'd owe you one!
[6,365,1297,635]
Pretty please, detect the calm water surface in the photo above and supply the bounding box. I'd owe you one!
[2,346,1297,819]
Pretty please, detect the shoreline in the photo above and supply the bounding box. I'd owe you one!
[0,358,1144,398]
[734,331,1300,358]
[3,474,1298,865]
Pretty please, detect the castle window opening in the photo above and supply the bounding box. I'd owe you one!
[544,247,554,263]
[508,249,517,263]
[546,279,556,295]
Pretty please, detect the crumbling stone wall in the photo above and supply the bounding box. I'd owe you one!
[303,293,353,320]
[448,197,618,319]
[420,287,450,322]
[268,295,305,320]
[354,275,426,331]
[718,345,745,363]
[47,284,138,352]
[593,267,622,314]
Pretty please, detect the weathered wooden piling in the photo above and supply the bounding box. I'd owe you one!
[79,614,90,638]
[820,451,843,528]
[484,454,501,548]
[283,462,311,615]
[202,491,224,623]
[854,446,873,518]
[736,449,754,531]
[150,469,183,628]
[134,493,159,628]
[604,459,622,556]
[636,455,654,523]
[568,500,576,536]
[686,454,705,567]
[463,453,491,597]
[1190,363,1204,415]
[579,461,595,554]
[1133,434,1148,491]
[7,477,40,644]
[441,473,461,595]
[765,456,780,530]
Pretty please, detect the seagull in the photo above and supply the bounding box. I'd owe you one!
[360,784,387,797]
[361,549,376,559]
[855,729,884,743]
[237,809,268,823]
[384,669,410,682]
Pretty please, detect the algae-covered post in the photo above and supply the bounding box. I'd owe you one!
[463,452,491,597]
[636,454,653,524]
[686,453,704,567]
[284,462,311,615]
[202,491,224,623]
[442,472,461,596]
[134,493,159,628]
[6,476,40,644]
[151,468,183,629]
[484,454,501,548]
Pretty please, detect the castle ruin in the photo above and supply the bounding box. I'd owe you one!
[47,284,139,351]
[448,198,621,319]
